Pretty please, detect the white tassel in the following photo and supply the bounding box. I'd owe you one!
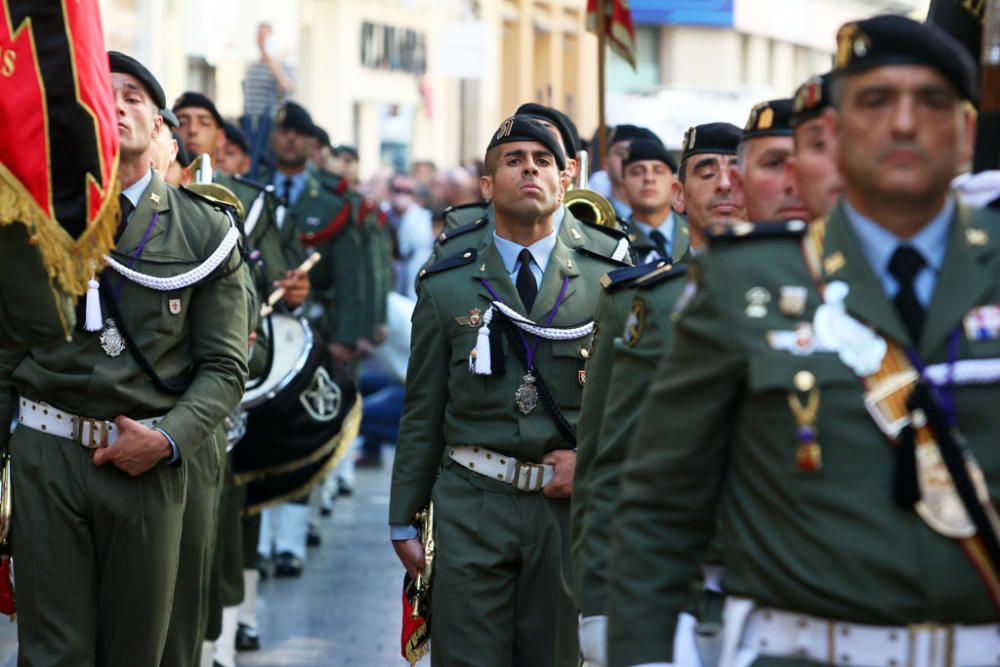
[469,306,494,375]
[84,277,103,332]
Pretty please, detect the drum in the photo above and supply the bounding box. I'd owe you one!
[232,313,360,514]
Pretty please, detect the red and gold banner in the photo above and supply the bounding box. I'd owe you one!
[586,0,638,70]
[0,0,118,297]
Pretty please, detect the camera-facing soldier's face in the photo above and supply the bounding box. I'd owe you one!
[836,64,973,205]
[111,72,161,157]
[272,127,312,167]
[737,135,808,222]
[679,154,745,231]
[176,107,223,160]
[481,141,565,221]
[622,159,674,218]
[790,114,843,219]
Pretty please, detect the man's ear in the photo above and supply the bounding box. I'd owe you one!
[152,113,164,141]
[479,175,493,202]
[671,180,685,215]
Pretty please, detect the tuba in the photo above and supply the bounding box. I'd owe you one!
[183,153,247,220]
[564,149,619,230]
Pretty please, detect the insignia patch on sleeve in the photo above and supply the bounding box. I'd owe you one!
[623,299,644,347]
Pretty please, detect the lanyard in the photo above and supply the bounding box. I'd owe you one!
[112,212,159,301]
[905,327,961,428]
[481,276,570,370]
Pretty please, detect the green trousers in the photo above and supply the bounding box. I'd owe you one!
[160,428,225,667]
[10,427,187,667]
[429,462,578,667]
[205,458,245,640]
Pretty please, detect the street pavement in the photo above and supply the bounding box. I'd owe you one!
[0,449,406,667]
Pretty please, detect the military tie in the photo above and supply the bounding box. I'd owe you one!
[888,245,926,345]
[516,248,537,313]
[115,193,135,243]
[282,177,294,207]
[649,228,670,260]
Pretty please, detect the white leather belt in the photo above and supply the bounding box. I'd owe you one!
[449,445,554,492]
[17,398,164,449]
[735,597,1000,667]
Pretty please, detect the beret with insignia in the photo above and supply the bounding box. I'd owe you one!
[275,102,315,135]
[487,115,566,170]
[791,73,832,127]
[680,122,741,162]
[222,121,249,155]
[335,144,359,159]
[312,125,332,148]
[160,107,180,129]
[108,51,166,110]
[172,91,225,129]
[623,138,677,173]
[608,124,662,148]
[834,14,978,106]
[743,98,794,140]
[516,103,580,159]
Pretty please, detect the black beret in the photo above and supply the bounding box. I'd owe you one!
[515,103,580,159]
[312,125,331,148]
[160,107,179,129]
[108,51,165,110]
[681,122,741,161]
[275,102,314,135]
[622,138,677,173]
[791,73,833,127]
[834,14,978,105]
[172,131,191,166]
[608,124,661,147]
[222,121,249,154]
[742,98,794,140]
[486,115,567,171]
[172,91,224,128]
[335,144,359,159]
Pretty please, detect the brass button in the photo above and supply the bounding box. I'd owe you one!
[794,370,816,392]
[581,348,590,359]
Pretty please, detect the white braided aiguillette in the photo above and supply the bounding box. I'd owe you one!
[489,301,594,340]
[924,358,1000,387]
[103,225,240,292]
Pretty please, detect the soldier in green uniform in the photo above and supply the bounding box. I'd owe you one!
[573,122,744,667]
[735,98,810,223]
[604,124,663,220]
[607,16,1000,667]
[789,73,845,220]
[0,51,249,667]
[620,138,689,263]
[390,116,620,666]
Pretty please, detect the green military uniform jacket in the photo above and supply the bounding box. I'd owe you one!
[355,196,392,340]
[572,259,687,616]
[0,171,249,457]
[0,224,76,347]
[389,213,622,525]
[607,203,1000,666]
[627,211,689,264]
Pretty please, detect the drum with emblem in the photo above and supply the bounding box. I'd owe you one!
[231,313,360,513]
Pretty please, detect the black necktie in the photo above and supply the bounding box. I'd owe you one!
[116,193,134,243]
[282,177,294,207]
[516,248,537,313]
[888,245,927,344]
[649,228,669,259]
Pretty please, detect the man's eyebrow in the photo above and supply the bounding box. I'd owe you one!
[692,156,720,172]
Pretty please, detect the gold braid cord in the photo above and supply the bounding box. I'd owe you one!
[0,155,119,298]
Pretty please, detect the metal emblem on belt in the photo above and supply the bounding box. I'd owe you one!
[99,319,126,357]
[515,371,539,415]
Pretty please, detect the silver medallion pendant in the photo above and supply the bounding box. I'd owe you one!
[99,318,126,357]
[515,372,539,415]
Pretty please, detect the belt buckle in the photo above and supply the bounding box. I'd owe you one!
[73,417,109,449]
[863,369,919,439]
[512,461,545,492]
[907,622,953,667]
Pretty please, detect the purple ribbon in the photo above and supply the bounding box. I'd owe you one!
[112,211,159,302]
[481,275,571,370]
[905,327,960,428]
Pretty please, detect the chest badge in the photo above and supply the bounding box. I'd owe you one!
[745,287,771,318]
[963,305,1000,341]
[168,298,182,315]
[779,286,808,317]
[99,319,126,357]
[306,216,321,227]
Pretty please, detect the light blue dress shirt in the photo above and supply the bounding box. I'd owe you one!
[271,168,309,207]
[633,213,674,260]
[492,229,558,292]
[611,196,632,220]
[844,198,954,307]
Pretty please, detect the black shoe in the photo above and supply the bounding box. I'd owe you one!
[320,505,333,517]
[274,551,303,577]
[235,623,260,651]
[256,556,270,581]
[337,477,354,497]
[307,526,321,547]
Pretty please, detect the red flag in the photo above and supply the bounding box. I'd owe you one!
[586,0,638,70]
[0,0,119,297]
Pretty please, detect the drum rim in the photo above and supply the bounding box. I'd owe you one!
[241,315,314,408]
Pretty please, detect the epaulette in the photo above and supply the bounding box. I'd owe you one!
[232,175,273,194]
[299,200,353,247]
[707,219,807,244]
[575,246,630,267]
[578,217,628,240]
[632,262,688,289]
[437,216,488,244]
[443,201,488,216]
[179,186,238,215]
[321,179,350,199]
[599,259,670,291]
[418,248,478,281]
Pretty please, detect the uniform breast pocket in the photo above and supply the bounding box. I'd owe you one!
[154,291,190,336]
[449,332,490,408]
[546,337,593,410]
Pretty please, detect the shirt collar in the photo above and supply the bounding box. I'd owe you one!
[632,213,674,243]
[844,197,954,275]
[493,228,559,274]
[271,168,309,197]
[122,169,153,208]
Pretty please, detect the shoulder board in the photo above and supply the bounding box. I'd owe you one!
[321,180,350,200]
[575,246,630,268]
[578,217,628,241]
[599,259,669,291]
[299,201,352,247]
[443,201,488,215]
[232,175,273,193]
[418,248,478,281]
[632,262,688,289]
[437,216,488,244]
[178,186,237,215]
[707,220,807,244]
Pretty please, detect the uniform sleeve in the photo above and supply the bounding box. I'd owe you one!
[388,281,450,525]
[606,257,746,667]
[156,233,250,457]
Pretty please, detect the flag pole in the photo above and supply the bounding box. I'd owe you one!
[596,0,608,169]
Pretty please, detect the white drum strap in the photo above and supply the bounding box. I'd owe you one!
[243,191,267,238]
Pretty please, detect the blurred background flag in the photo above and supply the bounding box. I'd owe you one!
[0,0,119,297]
[586,0,638,70]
